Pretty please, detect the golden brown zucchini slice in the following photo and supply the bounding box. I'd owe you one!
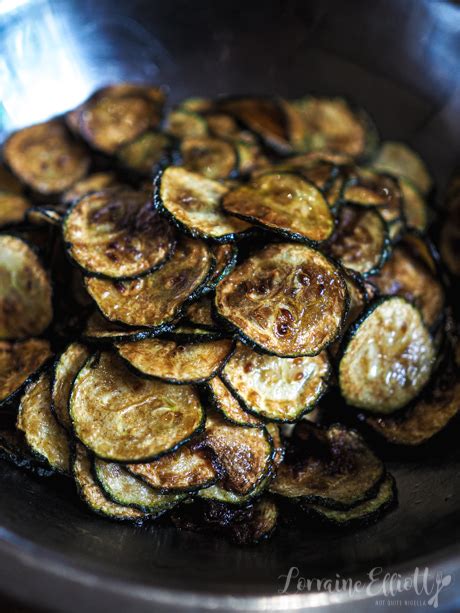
[230,497,278,544]
[339,297,435,414]
[127,443,217,493]
[327,205,389,276]
[165,109,208,139]
[117,131,174,176]
[368,242,444,329]
[206,376,262,427]
[93,458,185,513]
[86,237,213,329]
[400,179,428,232]
[221,342,330,422]
[303,473,396,527]
[372,141,432,195]
[3,120,90,195]
[343,168,403,225]
[223,172,334,244]
[270,422,384,509]
[70,351,204,462]
[0,338,52,407]
[51,342,91,431]
[203,412,273,495]
[61,172,119,205]
[72,443,146,521]
[215,242,348,357]
[180,136,238,180]
[0,192,30,227]
[17,371,70,474]
[0,235,53,339]
[115,337,234,384]
[155,166,252,241]
[71,84,165,154]
[63,187,176,279]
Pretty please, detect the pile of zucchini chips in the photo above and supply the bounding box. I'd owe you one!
[0,84,459,545]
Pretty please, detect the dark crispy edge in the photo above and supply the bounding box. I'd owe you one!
[203,244,239,293]
[0,428,55,477]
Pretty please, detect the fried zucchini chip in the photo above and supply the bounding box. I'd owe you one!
[61,172,120,205]
[52,342,91,431]
[0,192,30,227]
[70,352,204,462]
[0,338,52,407]
[223,172,334,243]
[206,376,262,427]
[155,166,252,241]
[71,84,165,154]
[221,342,330,422]
[116,337,234,384]
[327,205,389,276]
[3,120,90,195]
[165,109,209,139]
[0,235,53,339]
[127,443,217,493]
[117,131,174,176]
[372,141,432,195]
[82,311,156,344]
[180,136,238,179]
[93,458,185,513]
[64,187,176,279]
[339,297,435,413]
[215,243,348,357]
[270,422,384,509]
[86,238,213,329]
[17,371,70,474]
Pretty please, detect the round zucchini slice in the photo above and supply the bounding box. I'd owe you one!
[372,141,432,195]
[0,192,30,227]
[72,443,146,521]
[206,376,262,427]
[3,120,90,195]
[303,473,396,527]
[221,342,330,422]
[70,351,204,462]
[63,187,176,279]
[165,109,209,139]
[154,166,252,242]
[339,297,435,414]
[400,179,428,233]
[17,371,70,474]
[85,237,213,329]
[368,242,444,329]
[52,342,91,431]
[0,338,52,407]
[93,458,185,513]
[82,311,157,344]
[204,412,273,496]
[204,243,238,292]
[127,444,217,493]
[223,172,334,244]
[179,136,238,180]
[61,172,119,205]
[115,337,234,384]
[71,84,165,154]
[117,131,174,176]
[0,235,53,340]
[269,422,384,509]
[215,242,348,357]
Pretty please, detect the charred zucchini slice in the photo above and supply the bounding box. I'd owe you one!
[230,497,278,544]
[51,343,91,431]
[93,458,185,513]
[17,371,70,474]
[61,172,119,205]
[85,237,213,329]
[400,179,428,233]
[204,412,273,495]
[343,168,403,225]
[327,205,389,276]
[180,136,238,180]
[206,376,262,427]
[70,351,204,462]
[204,244,238,292]
[0,235,53,339]
[215,243,348,357]
[165,109,208,139]
[372,141,432,195]
[368,243,444,329]
[304,473,396,527]
[155,166,252,242]
[115,337,234,384]
[72,443,146,521]
[127,443,217,493]
[71,84,165,154]
[0,192,30,227]
[339,297,435,414]
[221,342,330,422]
[3,120,90,195]
[223,172,334,244]
[270,422,384,509]
[0,338,52,407]
[63,187,176,279]
[117,131,174,176]
[83,311,156,344]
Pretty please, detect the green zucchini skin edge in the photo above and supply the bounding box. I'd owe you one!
[0,430,55,477]
[202,244,238,293]
[203,380,265,428]
[159,325,229,344]
[197,469,275,507]
[82,323,166,345]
